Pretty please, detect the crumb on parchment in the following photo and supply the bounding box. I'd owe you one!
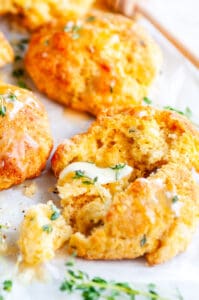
[23,182,37,198]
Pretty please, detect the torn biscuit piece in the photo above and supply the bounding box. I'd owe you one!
[18,201,72,265]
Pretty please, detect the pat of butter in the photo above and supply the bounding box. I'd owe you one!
[59,162,133,185]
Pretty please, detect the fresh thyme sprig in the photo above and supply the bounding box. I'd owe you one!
[60,261,169,300]
[11,37,30,89]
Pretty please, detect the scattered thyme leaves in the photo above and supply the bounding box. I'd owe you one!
[86,16,96,22]
[60,263,169,300]
[50,204,60,221]
[14,55,22,61]
[3,280,12,292]
[64,23,82,40]
[17,80,28,89]
[11,37,30,89]
[65,260,75,267]
[172,196,179,203]
[12,68,24,78]
[143,97,152,105]
[73,170,85,179]
[42,224,53,233]
[0,104,6,117]
[73,170,98,185]
[111,164,126,171]
[83,177,98,185]
[111,163,126,181]
[129,128,136,133]
[140,234,147,247]
[8,93,17,102]
[16,38,29,51]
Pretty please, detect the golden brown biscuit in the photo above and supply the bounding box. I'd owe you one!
[0,32,14,67]
[0,0,94,30]
[51,106,199,264]
[25,12,162,116]
[0,83,53,190]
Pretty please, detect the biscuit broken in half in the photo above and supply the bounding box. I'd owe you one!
[17,106,199,265]
[50,106,199,265]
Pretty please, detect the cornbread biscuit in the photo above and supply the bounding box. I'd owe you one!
[25,12,162,116]
[0,32,14,67]
[52,106,199,264]
[0,0,94,30]
[18,201,71,265]
[0,83,53,190]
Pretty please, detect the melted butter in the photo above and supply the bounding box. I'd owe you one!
[59,162,133,184]
[8,98,24,120]
[1,88,39,121]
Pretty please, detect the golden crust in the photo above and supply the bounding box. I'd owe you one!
[68,164,199,264]
[52,106,199,176]
[25,12,162,116]
[0,32,14,67]
[0,83,53,190]
[0,0,94,30]
[52,106,199,264]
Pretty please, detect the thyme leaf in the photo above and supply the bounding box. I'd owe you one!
[172,196,179,203]
[73,170,85,179]
[111,164,126,181]
[143,97,152,105]
[50,204,60,221]
[86,16,96,22]
[3,280,12,292]
[73,170,98,185]
[0,96,6,117]
[140,234,147,247]
[42,224,53,233]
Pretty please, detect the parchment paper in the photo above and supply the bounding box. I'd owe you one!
[0,15,199,300]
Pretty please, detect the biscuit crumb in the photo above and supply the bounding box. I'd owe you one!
[23,182,37,198]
